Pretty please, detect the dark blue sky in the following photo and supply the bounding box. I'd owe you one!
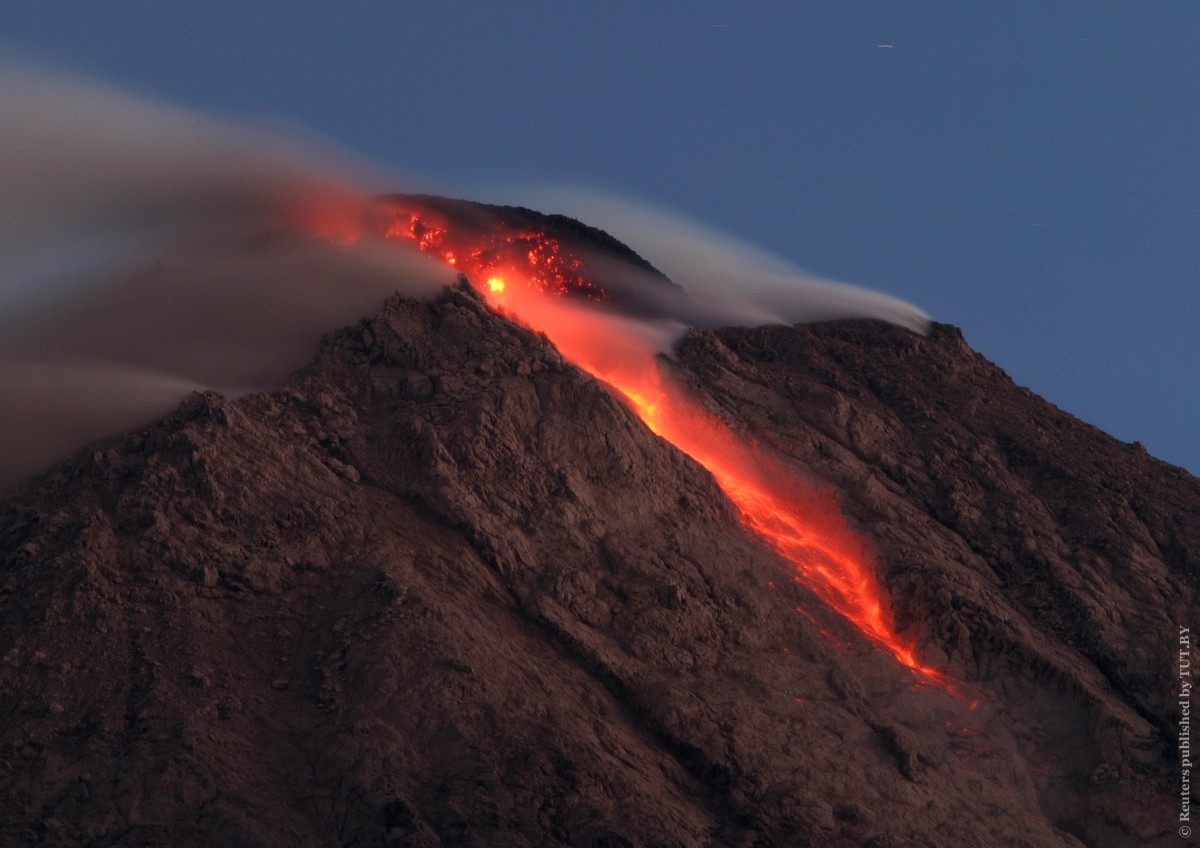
[7,2,1199,472]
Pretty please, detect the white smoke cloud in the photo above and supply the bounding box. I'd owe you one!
[498,188,931,334]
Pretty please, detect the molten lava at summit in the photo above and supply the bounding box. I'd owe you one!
[376,197,612,304]
[367,196,948,686]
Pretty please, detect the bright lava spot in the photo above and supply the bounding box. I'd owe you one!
[318,197,954,692]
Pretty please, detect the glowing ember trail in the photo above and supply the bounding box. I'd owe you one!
[368,200,949,687]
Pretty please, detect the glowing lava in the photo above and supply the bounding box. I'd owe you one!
[555,334,947,684]
[369,199,947,686]
[377,199,610,303]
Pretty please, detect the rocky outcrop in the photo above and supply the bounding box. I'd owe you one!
[0,283,1192,846]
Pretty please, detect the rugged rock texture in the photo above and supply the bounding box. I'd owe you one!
[0,283,1194,846]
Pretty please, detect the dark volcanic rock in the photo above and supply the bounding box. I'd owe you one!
[0,284,1193,846]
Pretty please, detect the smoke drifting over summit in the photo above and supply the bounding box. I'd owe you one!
[0,64,930,487]
[504,189,931,335]
[0,64,452,484]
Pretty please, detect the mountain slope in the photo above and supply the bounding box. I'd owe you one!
[0,283,1192,846]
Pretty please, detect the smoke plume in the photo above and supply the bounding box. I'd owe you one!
[496,188,931,334]
[0,64,452,486]
[0,63,930,489]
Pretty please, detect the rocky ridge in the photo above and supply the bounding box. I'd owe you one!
[0,281,1194,846]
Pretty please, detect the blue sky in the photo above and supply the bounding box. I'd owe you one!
[6,2,1198,472]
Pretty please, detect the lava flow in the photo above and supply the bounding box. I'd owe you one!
[370,199,948,686]
[546,327,948,686]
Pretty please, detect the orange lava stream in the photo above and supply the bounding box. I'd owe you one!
[571,354,947,687]
[371,205,948,687]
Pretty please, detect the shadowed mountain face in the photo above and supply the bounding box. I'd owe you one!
[0,263,1195,843]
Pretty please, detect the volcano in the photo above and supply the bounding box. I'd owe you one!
[0,198,1194,847]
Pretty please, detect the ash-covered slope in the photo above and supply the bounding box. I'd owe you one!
[0,284,1193,847]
